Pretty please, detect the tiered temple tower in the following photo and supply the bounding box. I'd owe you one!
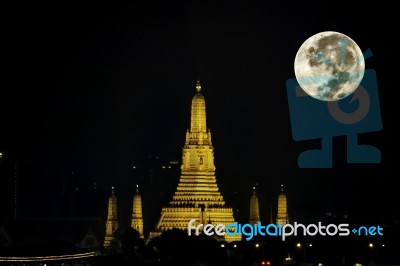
[154,81,241,242]
[131,185,144,238]
[104,187,119,247]
[249,187,261,225]
[276,184,289,226]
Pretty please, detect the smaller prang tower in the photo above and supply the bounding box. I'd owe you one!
[131,185,144,238]
[276,184,289,226]
[104,186,119,247]
[249,187,261,225]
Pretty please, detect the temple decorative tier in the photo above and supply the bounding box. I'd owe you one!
[154,81,241,242]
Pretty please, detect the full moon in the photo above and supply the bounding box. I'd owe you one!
[294,31,365,101]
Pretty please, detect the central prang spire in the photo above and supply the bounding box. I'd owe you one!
[190,80,207,133]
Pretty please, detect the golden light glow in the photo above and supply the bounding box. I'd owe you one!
[153,81,241,242]
[296,243,301,248]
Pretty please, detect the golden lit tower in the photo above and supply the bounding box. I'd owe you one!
[276,184,289,226]
[249,187,261,225]
[104,186,119,247]
[153,81,240,242]
[131,184,144,238]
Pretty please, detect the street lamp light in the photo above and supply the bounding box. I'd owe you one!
[296,242,307,262]
[368,242,380,262]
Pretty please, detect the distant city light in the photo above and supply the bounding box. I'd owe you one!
[309,243,313,247]
[296,243,301,248]
[369,243,374,248]
[382,244,385,247]
[0,152,3,159]
[220,244,225,248]
[233,244,237,248]
[255,243,260,248]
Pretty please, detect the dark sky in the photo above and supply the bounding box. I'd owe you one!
[1,2,393,226]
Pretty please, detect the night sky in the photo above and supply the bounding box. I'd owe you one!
[1,2,393,229]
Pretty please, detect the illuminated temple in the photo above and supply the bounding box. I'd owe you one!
[152,81,241,242]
